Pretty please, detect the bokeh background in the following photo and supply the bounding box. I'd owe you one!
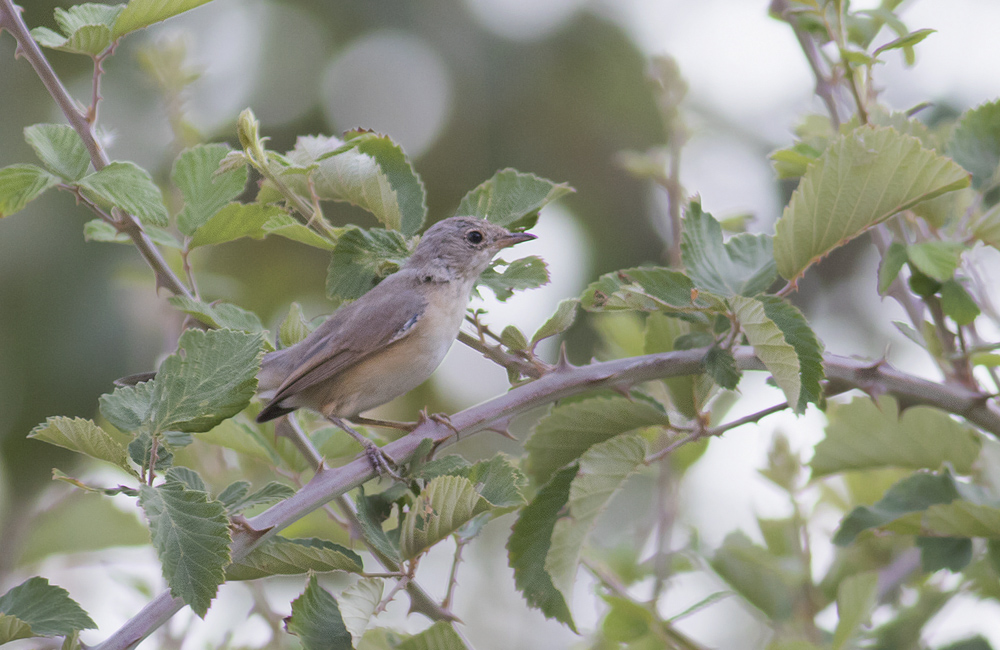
[2,0,1000,648]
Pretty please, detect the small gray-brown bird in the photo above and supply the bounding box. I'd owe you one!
[255,216,535,473]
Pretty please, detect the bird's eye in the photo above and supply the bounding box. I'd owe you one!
[466,230,484,245]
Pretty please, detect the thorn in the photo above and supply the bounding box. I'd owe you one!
[488,427,517,440]
[556,342,574,371]
[610,384,632,398]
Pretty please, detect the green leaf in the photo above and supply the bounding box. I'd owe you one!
[973,203,1000,249]
[949,100,1000,193]
[710,532,797,621]
[197,418,278,464]
[940,279,980,325]
[680,200,777,296]
[774,126,970,280]
[0,577,96,638]
[112,0,213,39]
[220,480,295,514]
[338,578,383,643]
[643,312,708,419]
[872,28,936,59]
[833,471,960,545]
[148,329,265,434]
[28,416,137,478]
[173,144,249,235]
[833,571,878,649]
[354,489,402,564]
[601,595,653,642]
[524,396,669,484]
[261,213,338,250]
[462,454,527,511]
[703,346,740,390]
[811,396,981,477]
[730,295,802,410]
[531,298,579,347]
[227,537,363,580]
[916,536,972,572]
[581,266,712,313]
[326,226,411,301]
[0,613,33,644]
[0,164,58,217]
[77,161,169,226]
[279,302,315,347]
[167,296,265,334]
[100,379,155,433]
[139,476,230,617]
[187,202,286,248]
[477,256,549,301]
[906,241,964,282]
[507,465,577,631]
[84,219,180,247]
[545,435,647,606]
[397,621,469,650]
[937,637,994,650]
[285,574,353,650]
[878,241,908,294]
[456,168,574,229]
[399,475,493,559]
[30,4,122,56]
[24,124,91,181]
[758,295,824,411]
[923,501,1000,538]
[501,325,528,351]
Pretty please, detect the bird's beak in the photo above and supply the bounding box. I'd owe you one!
[496,231,537,249]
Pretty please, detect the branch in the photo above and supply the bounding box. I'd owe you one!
[0,0,192,298]
[770,0,841,128]
[90,346,1000,648]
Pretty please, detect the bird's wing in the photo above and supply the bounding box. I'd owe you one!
[259,276,428,418]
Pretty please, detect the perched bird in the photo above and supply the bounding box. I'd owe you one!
[255,216,536,473]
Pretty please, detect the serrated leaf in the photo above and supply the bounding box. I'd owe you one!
[0,164,58,217]
[812,396,981,478]
[456,168,574,228]
[227,537,363,580]
[30,3,121,55]
[112,0,213,39]
[279,302,314,347]
[149,329,265,434]
[28,416,137,477]
[188,202,286,248]
[758,295,824,411]
[525,396,669,484]
[940,279,980,325]
[507,465,577,631]
[139,479,230,617]
[973,203,1000,249]
[24,124,91,181]
[581,266,711,313]
[710,532,797,621]
[100,379,154,433]
[681,200,777,296]
[774,126,970,280]
[949,100,1000,193]
[833,571,878,649]
[833,471,960,546]
[703,346,740,389]
[285,574,352,650]
[730,295,802,410]
[463,454,527,510]
[220,480,294,514]
[354,489,401,564]
[341,131,427,236]
[261,213,338,250]
[0,577,96,638]
[399,475,493,559]
[173,144,249,235]
[477,255,549,301]
[906,241,964,282]
[84,219,179,247]
[545,435,647,606]
[397,621,469,650]
[326,226,411,301]
[167,296,265,334]
[531,298,579,347]
[339,578,383,643]
[878,241,908,294]
[77,161,169,226]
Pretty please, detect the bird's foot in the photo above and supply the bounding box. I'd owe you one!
[359,437,403,481]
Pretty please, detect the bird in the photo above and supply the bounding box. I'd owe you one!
[254,215,536,474]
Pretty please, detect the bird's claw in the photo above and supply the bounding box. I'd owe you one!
[360,437,402,481]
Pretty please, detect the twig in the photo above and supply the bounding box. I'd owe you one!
[772,0,841,128]
[0,0,193,298]
[441,538,467,610]
[90,346,1000,649]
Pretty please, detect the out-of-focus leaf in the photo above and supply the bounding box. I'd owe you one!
[397,621,469,650]
[906,241,964,282]
[112,0,213,39]
[916,536,973,572]
[531,298,579,347]
[0,164,58,217]
[878,242,908,294]
[833,571,878,649]
[710,532,797,621]
[949,100,1000,193]
[940,279,980,325]
[167,296,265,334]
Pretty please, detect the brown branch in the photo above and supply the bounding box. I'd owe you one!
[91,345,1000,650]
[0,0,192,298]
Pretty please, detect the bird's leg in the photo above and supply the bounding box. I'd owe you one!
[352,416,416,431]
[328,416,402,481]
[417,408,462,440]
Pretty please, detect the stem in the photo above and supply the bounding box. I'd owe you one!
[90,346,1000,649]
[0,0,193,298]
[441,538,466,610]
[772,0,841,128]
